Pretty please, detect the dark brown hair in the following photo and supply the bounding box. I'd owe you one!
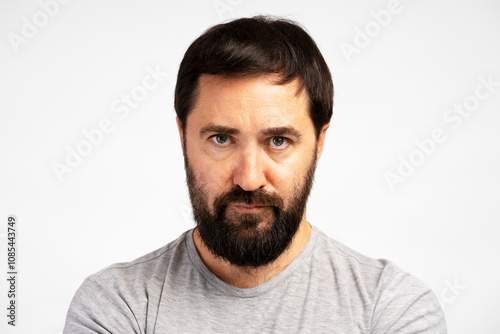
[174,15,333,138]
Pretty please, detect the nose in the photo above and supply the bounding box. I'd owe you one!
[232,146,267,192]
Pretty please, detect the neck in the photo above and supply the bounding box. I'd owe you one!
[192,217,312,289]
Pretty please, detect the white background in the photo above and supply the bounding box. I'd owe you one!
[1,0,499,333]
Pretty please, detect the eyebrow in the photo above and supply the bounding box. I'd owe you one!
[260,126,302,139]
[199,123,302,140]
[199,124,240,137]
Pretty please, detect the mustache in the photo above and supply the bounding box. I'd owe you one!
[213,187,284,208]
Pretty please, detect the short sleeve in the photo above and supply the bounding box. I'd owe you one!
[63,276,143,334]
[370,270,447,334]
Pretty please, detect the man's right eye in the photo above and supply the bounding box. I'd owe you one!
[211,134,229,145]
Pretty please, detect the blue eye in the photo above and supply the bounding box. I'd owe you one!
[212,134,229,145]
[269,137,290,149]
[272,137,285,146]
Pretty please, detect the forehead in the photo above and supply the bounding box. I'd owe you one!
[188,74,312,133]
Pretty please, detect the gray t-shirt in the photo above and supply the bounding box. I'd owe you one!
[64,226,447,333]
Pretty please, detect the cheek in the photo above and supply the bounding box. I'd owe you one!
[270,151,315,200]
[267,165,302,203]
[190,154,233,202]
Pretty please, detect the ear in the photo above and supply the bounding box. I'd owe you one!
[315,123,330,166]
[176,117,184,153]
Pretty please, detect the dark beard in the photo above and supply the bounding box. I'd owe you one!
[184,149,317,268]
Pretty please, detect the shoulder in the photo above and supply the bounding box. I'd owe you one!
[311,226,391,283]
[63,230,192,333]
[311,226,447,333]
[92,229,190,290]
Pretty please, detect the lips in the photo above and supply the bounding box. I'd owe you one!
[231,203,267,213]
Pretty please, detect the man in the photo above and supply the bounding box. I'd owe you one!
[64,16,447,333]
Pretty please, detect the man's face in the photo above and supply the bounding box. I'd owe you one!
[178,74,327,268]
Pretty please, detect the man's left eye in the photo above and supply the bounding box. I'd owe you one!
[212,134,229,145]
[270,137,289,148]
